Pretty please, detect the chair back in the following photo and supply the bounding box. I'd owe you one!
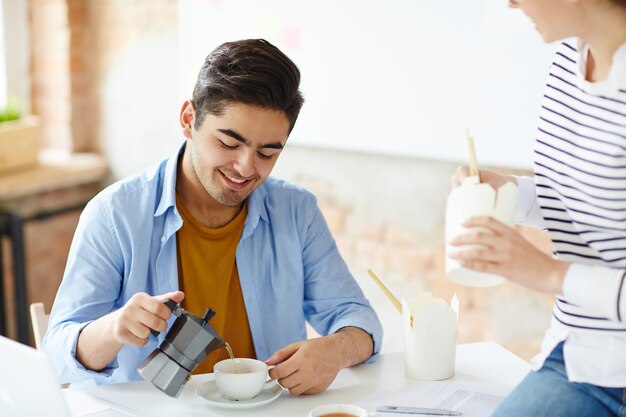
[29,302,49,350]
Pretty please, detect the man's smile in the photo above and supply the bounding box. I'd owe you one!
[220,170,254,189]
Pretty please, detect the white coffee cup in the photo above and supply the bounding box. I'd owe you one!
[308,403,377,417]
[214,358,277,401]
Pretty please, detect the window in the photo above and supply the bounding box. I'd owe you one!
[1,0,30,113]
[0,2,7,109]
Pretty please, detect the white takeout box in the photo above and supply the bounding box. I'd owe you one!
[402,293,459,380]
[445,176,518,287]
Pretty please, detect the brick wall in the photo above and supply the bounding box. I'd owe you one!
[29,0,72,150]
[29,0,178,152]
[67,0,95,152]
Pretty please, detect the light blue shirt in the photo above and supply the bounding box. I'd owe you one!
[43,145,383,386]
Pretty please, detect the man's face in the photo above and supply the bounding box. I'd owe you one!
[188,102,290,208]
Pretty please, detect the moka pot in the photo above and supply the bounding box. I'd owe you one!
[137,300,225,398]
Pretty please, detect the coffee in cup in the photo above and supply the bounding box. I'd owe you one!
[213,357,277,401]
[308,403,374,417]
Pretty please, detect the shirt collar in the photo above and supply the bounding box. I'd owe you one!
[153,140,271,234]
[154,142,185,217]
[577,38,626,95]
[242,179,270,240]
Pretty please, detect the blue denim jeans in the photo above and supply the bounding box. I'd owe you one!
[492,342,626,417]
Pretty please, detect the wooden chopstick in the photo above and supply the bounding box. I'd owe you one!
[466,128,481,182]
[367,268,413,327]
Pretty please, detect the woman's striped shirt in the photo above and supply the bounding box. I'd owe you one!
[518,38,626,386]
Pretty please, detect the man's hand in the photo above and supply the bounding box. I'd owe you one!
[76,290,184,371]
[111,291,185,346]
[449,216,569,294]
[266,327,373,396]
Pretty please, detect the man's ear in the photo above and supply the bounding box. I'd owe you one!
[179,100,195,139]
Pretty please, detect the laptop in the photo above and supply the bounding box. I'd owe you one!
[0,335,136,417]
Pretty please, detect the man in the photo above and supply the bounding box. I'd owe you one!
[43,39,382,396]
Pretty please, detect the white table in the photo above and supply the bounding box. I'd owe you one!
[66,341,530,417]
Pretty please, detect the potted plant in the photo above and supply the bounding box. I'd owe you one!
[0,101,40,174]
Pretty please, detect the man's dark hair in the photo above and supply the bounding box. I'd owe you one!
[192,39,304,133]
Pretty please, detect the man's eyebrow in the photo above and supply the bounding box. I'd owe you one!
[218,128,248,143]
[217,128,284,150]
[259,142,284,150]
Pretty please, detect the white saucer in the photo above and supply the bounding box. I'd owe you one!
[196,380,282,409]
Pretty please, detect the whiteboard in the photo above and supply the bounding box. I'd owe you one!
[179,0,556,169]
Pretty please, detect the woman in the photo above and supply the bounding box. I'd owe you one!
[450,1,626,416]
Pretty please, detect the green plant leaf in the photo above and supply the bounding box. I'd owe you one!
[0,100,22,123]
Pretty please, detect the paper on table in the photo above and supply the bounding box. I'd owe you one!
[355,381,505,417]
[82,409,137,417]
[63,390,141,417]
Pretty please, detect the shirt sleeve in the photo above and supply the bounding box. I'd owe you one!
[299,194,383,363]
[562,263,626,323]
[514,175,547,229]
[42,197,125,385]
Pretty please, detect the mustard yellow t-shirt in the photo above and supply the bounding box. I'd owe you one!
[175,195,256,375]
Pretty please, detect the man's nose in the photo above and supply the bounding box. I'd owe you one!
[233,149,255,178]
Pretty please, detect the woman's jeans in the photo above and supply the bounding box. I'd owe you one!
[492,342,626,417]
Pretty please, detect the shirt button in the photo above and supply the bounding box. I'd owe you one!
[161,236,166,243]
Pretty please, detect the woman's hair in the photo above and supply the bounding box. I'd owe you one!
[191,39,304,133]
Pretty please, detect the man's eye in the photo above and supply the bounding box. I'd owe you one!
[257,152,273,160]
[219,140,238,150]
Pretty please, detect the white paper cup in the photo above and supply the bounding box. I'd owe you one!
[214,358,276,401]
[445,176,517,287]
[308,403,375,417]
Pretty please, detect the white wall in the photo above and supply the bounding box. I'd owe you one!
[179,0,556,170]
[102,1,558,178]
[0,3,5,108]
[1,0,30,110]
[101,31,183,178]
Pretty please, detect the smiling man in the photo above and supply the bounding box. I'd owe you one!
[43,39,382,395]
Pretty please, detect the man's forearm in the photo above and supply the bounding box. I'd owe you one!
[334,326,375,368]
[76,313,124,371]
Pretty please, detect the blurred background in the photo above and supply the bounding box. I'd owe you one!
[1,0,558,361]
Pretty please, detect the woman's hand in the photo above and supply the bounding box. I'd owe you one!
[451,166,517,189]
[449,216,569,294]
